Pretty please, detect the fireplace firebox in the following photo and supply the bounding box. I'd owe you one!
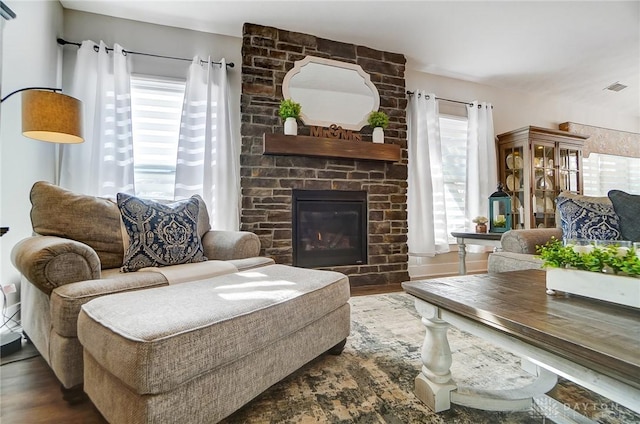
[292,190,367,268]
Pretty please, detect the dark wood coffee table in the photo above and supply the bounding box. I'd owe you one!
[402,270,640,414]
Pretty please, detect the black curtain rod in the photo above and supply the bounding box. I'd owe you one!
[1,1,17,20]
[406,90,492,109]
[57,38,234,68]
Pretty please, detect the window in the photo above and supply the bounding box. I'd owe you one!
[440,115,469,243]
[583,153,640,196]
[130,75,186,200]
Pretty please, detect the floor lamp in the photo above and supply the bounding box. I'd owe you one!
[1,87,84,143]
[0,87,83,355]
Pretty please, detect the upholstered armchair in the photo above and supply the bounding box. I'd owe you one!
[11,181,272,393]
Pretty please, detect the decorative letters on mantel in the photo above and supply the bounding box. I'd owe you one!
[559,122,640,158]
[310,125,362,141]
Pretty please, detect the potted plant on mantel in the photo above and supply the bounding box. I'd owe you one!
[279,99,301,136]
[537,238,640,308]
[367,111,389,144]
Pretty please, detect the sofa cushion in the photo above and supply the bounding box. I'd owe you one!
[30,181,124,269]
[608,190,640,242]
[227,256,275,271]
[50,270,168,337]
[138,260,238,285]
[118,193,207,272]
[488,251,544,273]
[556,192,621,241]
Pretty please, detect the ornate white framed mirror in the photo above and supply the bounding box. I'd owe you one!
[282,56,380,131]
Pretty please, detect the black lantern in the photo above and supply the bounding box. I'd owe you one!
[489,183,512,233]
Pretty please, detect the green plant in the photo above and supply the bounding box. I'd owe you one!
[472,216,488,224]
[367,111,389,129]
[536,237,640,277]
[279,99,301,120]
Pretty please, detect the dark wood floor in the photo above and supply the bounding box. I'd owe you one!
[1,349,107,424]
[0,285,401,423]
[350,282,403,296]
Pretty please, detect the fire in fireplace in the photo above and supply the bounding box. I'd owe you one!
[292,189,367,268]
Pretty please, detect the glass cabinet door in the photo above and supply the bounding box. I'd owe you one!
[532,142,556,228]
[559,146,581,193]
[501,145,525,229]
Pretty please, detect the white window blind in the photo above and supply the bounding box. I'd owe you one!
[583,153,640,196]
[130,75,186,200]
[440,115,469,243]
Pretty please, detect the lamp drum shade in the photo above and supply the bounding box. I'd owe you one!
[22,90,84,143]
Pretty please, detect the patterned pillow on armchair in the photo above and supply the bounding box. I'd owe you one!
[556,192,621,241]
[117,193,207,272]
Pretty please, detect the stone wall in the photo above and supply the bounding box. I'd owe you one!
[240,23,409,287]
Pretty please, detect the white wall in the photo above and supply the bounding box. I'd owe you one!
[1,1,63,316]
[406,70,639,135]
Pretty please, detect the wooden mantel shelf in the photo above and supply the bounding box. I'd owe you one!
[263,133,402,162]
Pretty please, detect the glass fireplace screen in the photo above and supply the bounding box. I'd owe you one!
[292,189,367,268]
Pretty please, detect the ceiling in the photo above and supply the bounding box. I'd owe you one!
[60,1,640,119]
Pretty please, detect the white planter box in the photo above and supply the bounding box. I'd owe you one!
[546,268,640,308]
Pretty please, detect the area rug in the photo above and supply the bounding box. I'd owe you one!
[222,292,638,424]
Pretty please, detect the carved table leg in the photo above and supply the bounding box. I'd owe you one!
[414,299,457,412]
[457,240,467,275]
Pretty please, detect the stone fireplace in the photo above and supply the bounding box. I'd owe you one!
[240,23,409,288]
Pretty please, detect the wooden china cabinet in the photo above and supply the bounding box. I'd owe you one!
[496,126,589,229]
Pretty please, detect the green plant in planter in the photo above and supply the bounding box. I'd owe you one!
[279,99,301,120]
[367,111,389,129]
[536,237,640,277]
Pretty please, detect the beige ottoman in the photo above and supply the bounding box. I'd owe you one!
[78,264,350,424]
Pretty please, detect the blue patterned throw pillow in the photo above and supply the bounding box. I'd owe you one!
[117,193,207,272]
[608,190,640,242]
[556,192,621,241]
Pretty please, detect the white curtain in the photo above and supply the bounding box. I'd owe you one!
[465,101,497,234]
[60,41,134,197]
[175,57,239,230]
[407,91,450,257]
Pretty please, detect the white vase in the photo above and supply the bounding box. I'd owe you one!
[284,117,297,136]
[372,127,384,143]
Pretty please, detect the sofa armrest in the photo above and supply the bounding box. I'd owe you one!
[202,230,261,260]
[500,228,563,254]
[11,236,101,295]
